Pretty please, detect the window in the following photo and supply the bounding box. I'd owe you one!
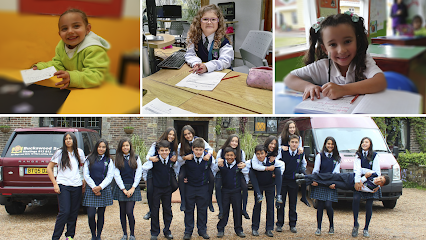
[303,129,316,162]
[81,132,92,156]
[291,11,298,24]
[40,117,102,135]
[254,117,288,134]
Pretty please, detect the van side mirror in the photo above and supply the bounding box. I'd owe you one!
[304,146,314,162]
[392,146,399,158]
[109,148,116,155]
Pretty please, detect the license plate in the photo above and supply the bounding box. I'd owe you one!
[25,168,47,175]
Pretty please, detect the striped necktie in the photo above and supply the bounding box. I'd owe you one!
[203,36,209,49]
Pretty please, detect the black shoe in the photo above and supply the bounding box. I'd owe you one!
[143,211,151,220]
[165,233,173,240]
[180,204,186,212]
[352,225,359,237]
[236,232,246,238]
[217,231,224,238]
[300,198,311,207]
[256,194,264,203]
[150,236,157,240]
[218,212,223,219]
[183,234,191,240]
[209,204,214,212]
[296,179,306,185]
[242,211,250,219]
[200,233,210,239]
[276,225,283,232]
[290,227,297,233]
[252,230,259,236]
[275,195,282,209]
[265,230,273,237]
[295,173,305,179]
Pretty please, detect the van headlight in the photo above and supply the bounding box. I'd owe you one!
[393,162,401,181]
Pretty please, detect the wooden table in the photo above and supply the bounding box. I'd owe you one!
[371,36,426,46]
[0,69,140,114]
[142,65,272,114]
[368,44,426,112]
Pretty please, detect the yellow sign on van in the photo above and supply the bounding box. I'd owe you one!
[11,145,23,154]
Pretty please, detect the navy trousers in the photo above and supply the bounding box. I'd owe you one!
[52,184,82,240]
[252,184,275,231]
[217,188,243,233]
[276,180,298,228]
[151,185,173,236]
[184,184,209,236]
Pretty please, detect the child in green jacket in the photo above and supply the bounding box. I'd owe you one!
[33,8,115,89]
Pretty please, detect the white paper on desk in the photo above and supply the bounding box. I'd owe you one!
[175,72,227,91]
[295,93,363,114]
[352,89,421,114]
[20,66,57,85]
[142,98,195,115]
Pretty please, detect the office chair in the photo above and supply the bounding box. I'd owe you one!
[233,30,273,74]
[384,71,418,93]
[181,22,190,47]
[169,21,184,46]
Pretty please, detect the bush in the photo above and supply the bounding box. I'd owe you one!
[397,150,426,169]
[239,132,258,161]
[131,134,148,164]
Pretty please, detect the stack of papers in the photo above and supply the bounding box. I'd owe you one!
[175,72,227,91]
[142,98,195,114]
[20,66,57,85]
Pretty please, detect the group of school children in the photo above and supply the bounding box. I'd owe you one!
[139,122,387,240]
[47,133,143,240]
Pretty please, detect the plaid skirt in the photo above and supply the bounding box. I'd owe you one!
[358,187,382,200]
[82,185,113,208]
[310,185,338,202]
[113,183,142,202]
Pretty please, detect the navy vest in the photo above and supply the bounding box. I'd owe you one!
[252,158,274,186]
[89,155,110,186]
[120,154,139,184]
[359,152,377,170]
[185,155,211,187]
[152,156,173,188]
[365,172,379,190]
[282,150,303,180]
[319,152,337,174]
[195,38,230,63]
[220,163,242,190]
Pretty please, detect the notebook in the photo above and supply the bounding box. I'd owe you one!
[294,89,421,114]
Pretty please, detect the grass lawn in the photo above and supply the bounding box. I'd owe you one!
[275,36,306,49]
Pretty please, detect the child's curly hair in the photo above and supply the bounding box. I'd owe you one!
[186,4,231,51]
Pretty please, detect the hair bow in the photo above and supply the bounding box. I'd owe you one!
[344,11,359,22]
[312,17,325,33]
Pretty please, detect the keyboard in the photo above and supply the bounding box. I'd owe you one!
[157,49,187,69]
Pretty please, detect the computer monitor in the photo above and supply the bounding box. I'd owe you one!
[156,6,164,18]
[145,0,163,41]
[163,5,182,20]
[218,2,235,21]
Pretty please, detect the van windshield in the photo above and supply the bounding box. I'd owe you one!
[4,132,64,158]
[314,128,389,153]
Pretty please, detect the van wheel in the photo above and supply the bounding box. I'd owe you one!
[382,200,397,209]
[5,202,26,215]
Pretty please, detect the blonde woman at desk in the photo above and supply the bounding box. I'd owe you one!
[185,4,234,74]
[32,9,115,89]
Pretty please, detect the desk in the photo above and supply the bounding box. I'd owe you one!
[143,34,175,74]
[143,65,272,114]
[368,44,426,112]
[371,36,426,46]
[0,69,140,114]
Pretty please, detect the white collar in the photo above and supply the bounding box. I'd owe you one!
[159,154,169,163]
[194,152,205,162]
[289,149,297,156]
[226,160,236,168]
[362,150,369,156]
[325,152,333,157]
[202,32,215,43]
[331,59,356,78]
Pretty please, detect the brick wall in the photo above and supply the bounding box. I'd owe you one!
[0,117,38,152]
[101,117,159,150]
[409,127,421,153]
